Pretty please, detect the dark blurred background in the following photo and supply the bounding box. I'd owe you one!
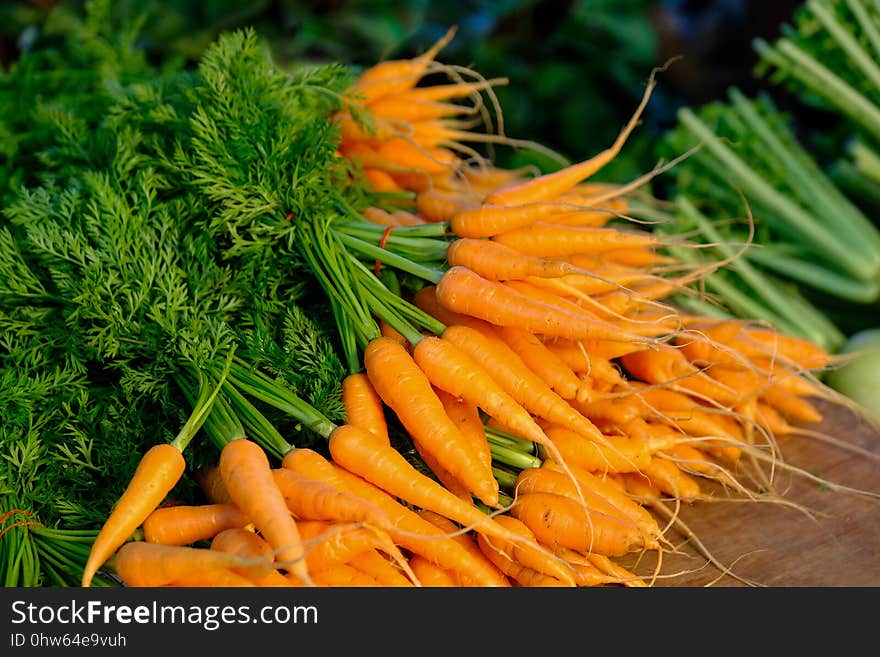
[0,0,805,178]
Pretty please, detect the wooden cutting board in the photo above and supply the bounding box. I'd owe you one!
[621,399,880,587]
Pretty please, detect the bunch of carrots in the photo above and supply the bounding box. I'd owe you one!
[79,28,875,588]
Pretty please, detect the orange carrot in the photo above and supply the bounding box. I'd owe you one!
[540,423,663,474]
[434,388,492,473]
[210,528,298,587]
[416,509,511,587]
[476,533,570,587]
[296,520,389,571]
[440,324,611,447]
[196,465,233,505]
[271,467,390,527]
[408,554,460,586]
[410,432,474,502]
[482,514,577,586]
[311,562,382,587]
[496,325,590,402]
[491,222,658,259]
[641,457,702,500]
[142,503,250,546]
[435,266,656,345]
[416,188,478,223]
[620,346,741,407]
[342,373,390,445]
[350,26,457,103]
[481,75,654,207]
[114,541,244,587]
[514,467,643,534]
[164,568,257,587]
[282,447,510,587]
[348,549,416,587]
[364,336,498,505]
[297,519,419,586]
[540,459,662,545]
[327,423,550,552]
[412,334,553,452]
[81,443,185,587]
[220,438,312,586]
[511,491,646,557]
[445,237,590,281]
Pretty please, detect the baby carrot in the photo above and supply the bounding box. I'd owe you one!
[220,438,312,586]
[81,444,185,588]
[342,372,390,445]
[435,266,657,345]
[142,503,250,546]
[364,336,498,505]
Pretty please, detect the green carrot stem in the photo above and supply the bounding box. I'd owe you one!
[336,232,445,283]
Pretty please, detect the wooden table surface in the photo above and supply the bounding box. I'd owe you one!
[622,399,880,587]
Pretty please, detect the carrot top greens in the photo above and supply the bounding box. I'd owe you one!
[0,2,391,584]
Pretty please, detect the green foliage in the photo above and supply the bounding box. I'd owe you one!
[0,2,366,587]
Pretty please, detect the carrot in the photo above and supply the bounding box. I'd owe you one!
[311,562,382,587]
[296,520,388,571]
[540,423,663,474]
[114,541,245,587]
[440,324,611,447]
[416,509,511,587]
[350,26,457,104]
[737,327,832,369]
[369,96,472,123]
[410,432,474,502]
[481,73,654,208]
[435,266,657,345]
[81,443,185,587]
[396,78,507,105]
[619,346,741,407]
[271,467,390,527]
[482,514,578,585]
[342,372,390,445]
[511,491,646,557]
[416,188,478,223]
[327,423,552,553]
[408,554,460,586]
[196,465,233,505]
[142,503,250,546]
[445,237,591,281]
[210,528,298,587]
[411,283,493,332]
[580,552,648,587]
[347,549,417,587]
[219,437,312,586]
[298,519,419,586]
[282,447,510,587]
[495,325,590,402]
[641,457,702,500]
[412,334,554,452]
[363,336,498,505]
[434,388,492,473]
[375,137,459,176]
[540,460,660,530]
[164,567,257,587]
[514,467,646,537]
[759,384,823,425]
[362,168,407,194]
[476,533,569,587]
[491,222,658,259]
[450,201,588,239]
